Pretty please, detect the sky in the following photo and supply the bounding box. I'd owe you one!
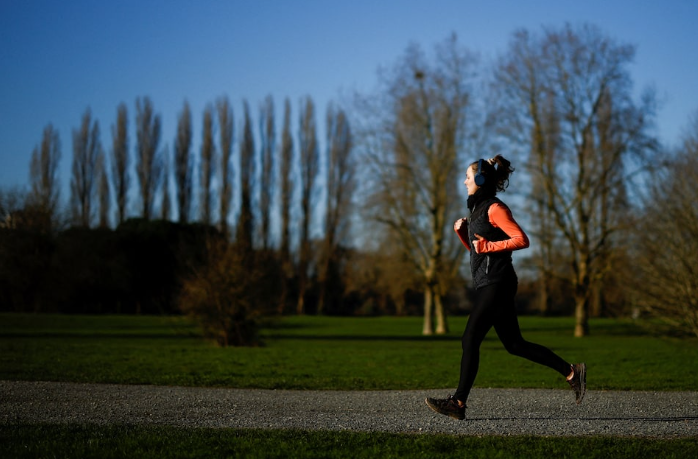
[2,0,698,206]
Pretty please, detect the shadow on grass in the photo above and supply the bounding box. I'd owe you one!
[0,332,202,340]
[263,333,460,342]
[518,320,661,338]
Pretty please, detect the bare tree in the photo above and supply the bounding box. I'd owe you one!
[70,108,102,227]
[630,112,698,337]
[259,95,276,250]
[296,96,320,315]
[356,35,474,334]
[217,96,234,236]
[135,97,162,220]
[111,103,129,225]
[161,145,171,220]
[237,100,255,250]
[278,98,295,314]
[199,105,216,225]
[527,92,563,315]
[29,124,62,230]
[174,101,193,223]
[0,187,28,229]
[492,24,657,336]
[97,155,110,228]
[317,104,355,314]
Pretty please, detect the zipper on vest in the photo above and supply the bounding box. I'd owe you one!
[486,255,490,274]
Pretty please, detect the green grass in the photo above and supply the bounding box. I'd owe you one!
[1,424,696,459]
[1,313,696,391]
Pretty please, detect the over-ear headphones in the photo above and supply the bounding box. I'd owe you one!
[475,158,486,186]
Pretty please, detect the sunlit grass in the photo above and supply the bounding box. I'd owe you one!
[1,313,696,391]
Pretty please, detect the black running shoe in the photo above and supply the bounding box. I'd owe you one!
[567,363,587,404]
[425,395,466,420]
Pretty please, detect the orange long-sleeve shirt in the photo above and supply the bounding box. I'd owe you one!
[455,203,529,253]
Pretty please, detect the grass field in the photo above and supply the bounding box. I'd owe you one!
[1,313,696,391]
[2,424,697,459]
[2,313,697,458]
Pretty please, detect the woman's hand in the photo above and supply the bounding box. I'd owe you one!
[473,233,485,253]
[454,218,467,231]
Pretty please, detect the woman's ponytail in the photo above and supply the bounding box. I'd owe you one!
[490,155,514,192]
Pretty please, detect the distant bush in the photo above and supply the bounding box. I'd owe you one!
[178,238,279,346]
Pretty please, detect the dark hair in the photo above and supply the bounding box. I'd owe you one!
[471,155,514,192]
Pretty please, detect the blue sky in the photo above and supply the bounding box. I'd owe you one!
[2,0,697,202]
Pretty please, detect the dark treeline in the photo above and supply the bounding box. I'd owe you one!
[0,219,213,314]
[2,23,698,340]
[0,218,433,320]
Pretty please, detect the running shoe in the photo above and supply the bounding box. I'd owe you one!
[425,395,466,420]
[567,363,587,404]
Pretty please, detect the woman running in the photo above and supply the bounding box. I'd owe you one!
[425,155,586,421]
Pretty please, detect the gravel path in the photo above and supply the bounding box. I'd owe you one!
[2,380,697,438]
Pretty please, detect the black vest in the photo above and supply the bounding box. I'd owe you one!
[468,196,517,289]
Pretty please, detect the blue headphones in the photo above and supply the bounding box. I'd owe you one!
[475,158,486,186]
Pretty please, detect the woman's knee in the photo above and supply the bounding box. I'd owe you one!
[503,339,526,356]
[461,330,485,351]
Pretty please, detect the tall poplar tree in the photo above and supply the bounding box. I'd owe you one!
[296,96,319,315]
[278,98,295,313]
[97,159,110,228]
[199,105,216,225]
[161,145,171,220]
[174,101,193,223]
[135,97,162,220]
[111,103,129,225]
[237,100,255,250]
[70,108,101,227]
[318,105,355,314]
[29,124,61,230]
[217,96,234,236]
[259,95,275,250]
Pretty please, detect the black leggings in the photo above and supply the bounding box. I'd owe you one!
[454,278,571,404]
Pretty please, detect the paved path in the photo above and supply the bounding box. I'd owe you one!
[2,380,697,437]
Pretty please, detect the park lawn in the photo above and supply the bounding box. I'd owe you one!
[0,313,696,391]
[1,424,697,459]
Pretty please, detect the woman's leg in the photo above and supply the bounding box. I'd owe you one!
[493,280,570,376]
[453,283,500,404]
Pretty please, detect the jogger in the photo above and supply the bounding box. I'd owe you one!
[425,155,586,421]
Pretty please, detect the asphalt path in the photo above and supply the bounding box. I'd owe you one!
[1,380,697,437]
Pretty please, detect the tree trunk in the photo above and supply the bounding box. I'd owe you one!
[317,247,331,315]
[590,282,603,318]
[296,278,306,315]
[574,267,590,337]
[422,288,434,335]
[434,289,448,334]
[574,296,589,337]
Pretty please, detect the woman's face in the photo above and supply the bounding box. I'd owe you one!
[464,165,478,196]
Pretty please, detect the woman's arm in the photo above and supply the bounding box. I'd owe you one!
[454,217,471,251]
[473,203,529,253]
